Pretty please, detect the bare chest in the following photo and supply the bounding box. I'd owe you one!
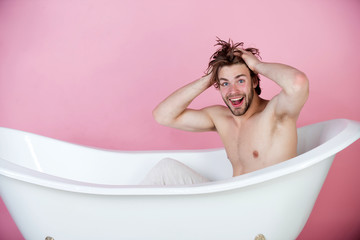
[217,118,297,176]
[222,122,270,161]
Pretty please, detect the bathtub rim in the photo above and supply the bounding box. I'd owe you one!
[0,118,359,196]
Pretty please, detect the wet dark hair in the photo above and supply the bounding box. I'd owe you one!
[206,38,262,95]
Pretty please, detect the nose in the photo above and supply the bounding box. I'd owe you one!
[228,84,241,94]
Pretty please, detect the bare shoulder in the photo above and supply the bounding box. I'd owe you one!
[261,96,277,115]
[262,95,295,120]
[202,105,230,118]
[264,81,309,121]
[255,95,297,130]
[201,105,234,131]
[261,96,298,132]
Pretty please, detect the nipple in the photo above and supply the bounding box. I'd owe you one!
[253,150,259,158]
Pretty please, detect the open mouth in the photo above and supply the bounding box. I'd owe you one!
[229,97,244,107]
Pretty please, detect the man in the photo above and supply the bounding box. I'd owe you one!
[152,38,309,178]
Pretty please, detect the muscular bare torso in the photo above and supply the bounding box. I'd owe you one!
[207,98,298,176]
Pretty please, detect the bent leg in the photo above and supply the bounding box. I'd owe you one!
[140,158,210,186]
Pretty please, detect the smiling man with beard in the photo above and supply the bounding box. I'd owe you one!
[149,38,309,183]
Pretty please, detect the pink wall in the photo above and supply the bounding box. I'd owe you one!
[0,0,359,239]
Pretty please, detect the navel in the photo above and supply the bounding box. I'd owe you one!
[253,150,259,158]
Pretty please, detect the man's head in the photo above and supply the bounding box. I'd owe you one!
[206,38,262,116]
[207,38,261,95]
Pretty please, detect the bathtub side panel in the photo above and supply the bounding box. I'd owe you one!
[0,155,334,240]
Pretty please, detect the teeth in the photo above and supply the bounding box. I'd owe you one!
[230,97,243,102]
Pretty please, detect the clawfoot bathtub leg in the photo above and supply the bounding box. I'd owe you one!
[45,237,54,240]
[255,234,266,240]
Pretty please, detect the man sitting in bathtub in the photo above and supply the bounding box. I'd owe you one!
[142,38,309,185]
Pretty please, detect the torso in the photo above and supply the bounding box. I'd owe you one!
[207,98,298,176]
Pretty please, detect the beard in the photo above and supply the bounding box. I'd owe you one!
[223,88,254,116]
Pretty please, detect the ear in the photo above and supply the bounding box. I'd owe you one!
[252,77,259,89]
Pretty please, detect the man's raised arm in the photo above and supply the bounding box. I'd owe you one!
[239,49,309,119]
[152,74,216,132]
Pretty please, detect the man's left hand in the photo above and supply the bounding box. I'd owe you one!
[238,49,261,73]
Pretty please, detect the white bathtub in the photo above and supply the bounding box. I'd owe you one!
[0,119,359,240]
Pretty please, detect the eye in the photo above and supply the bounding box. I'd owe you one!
[220,82,229,87]
[238,79,245,84]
